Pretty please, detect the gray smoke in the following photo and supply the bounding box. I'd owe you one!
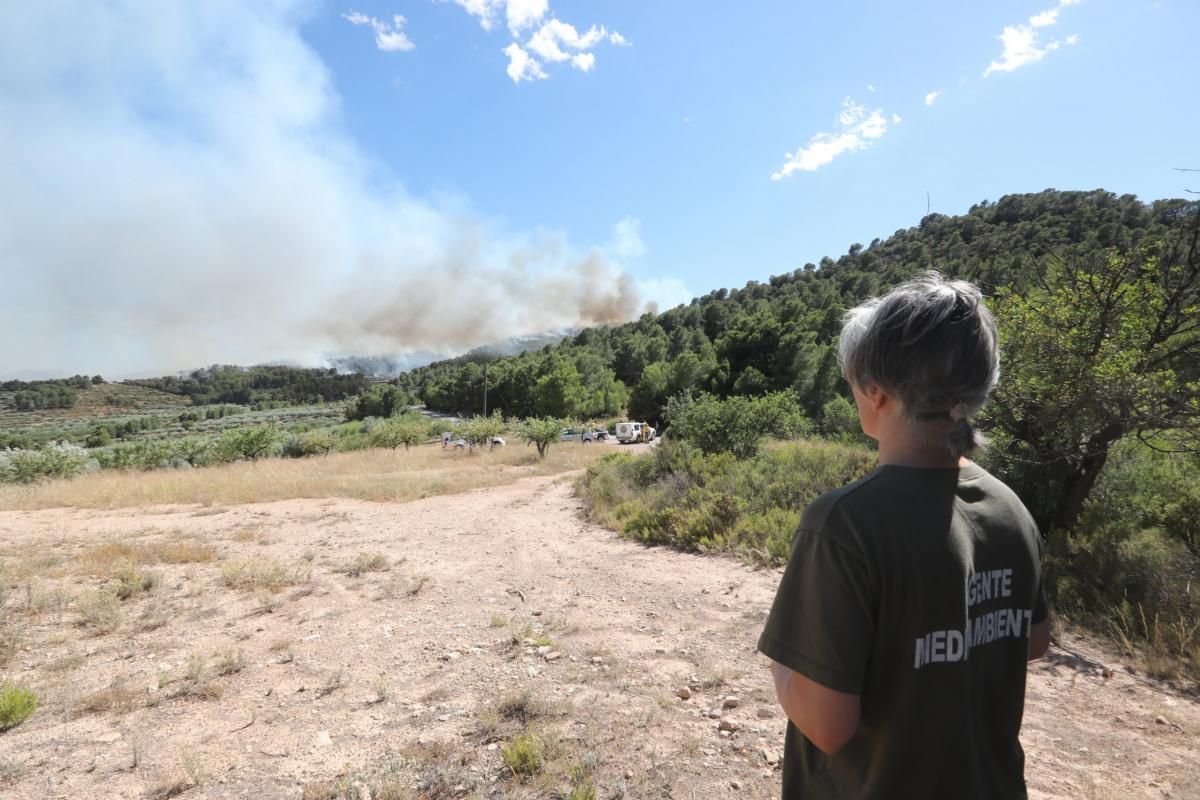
[0,2,670,379]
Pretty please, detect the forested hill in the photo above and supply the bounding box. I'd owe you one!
[396,189,1197,425]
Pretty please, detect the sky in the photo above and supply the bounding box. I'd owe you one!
[1,0,1196,379]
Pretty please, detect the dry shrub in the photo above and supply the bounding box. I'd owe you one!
[76,590,121,633]
[77,685,141,715]
[333,552,390,577]
[212,649,245,676]
[220,559,306,592]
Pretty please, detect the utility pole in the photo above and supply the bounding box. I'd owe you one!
[483,361,488,417]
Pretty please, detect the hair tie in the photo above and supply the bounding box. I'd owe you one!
[949,402,970,422]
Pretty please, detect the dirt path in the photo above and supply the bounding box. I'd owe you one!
[1,475,1197,799]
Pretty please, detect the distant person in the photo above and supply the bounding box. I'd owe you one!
[442,431,450,449]
[758,273,1050,800]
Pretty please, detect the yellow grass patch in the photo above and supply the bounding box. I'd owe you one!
[78,540,217,576]
[0,443,610,510]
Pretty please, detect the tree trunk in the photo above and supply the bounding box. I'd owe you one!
[1051,423,1124,532]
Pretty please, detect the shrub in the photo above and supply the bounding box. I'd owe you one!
[0,683,38,731]
[0,442,92,484]
[501,732,543,777]
[579,438,874,564]
[281,430,336,458]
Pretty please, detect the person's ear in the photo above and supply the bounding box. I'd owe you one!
[861,381,889,412]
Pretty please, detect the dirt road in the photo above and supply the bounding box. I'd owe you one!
[1,474,1197,799]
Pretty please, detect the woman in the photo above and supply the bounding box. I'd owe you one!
[758,273,1050,799]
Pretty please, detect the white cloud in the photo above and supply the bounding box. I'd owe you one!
[984,0,1082,77]
[343,11,415,52]
[924,89,942,106]
[506,0,548,34]
[438,0,504,31]
[772,98,892,180]
[892,113,902,124]
[504,42,547,82]
[434,1,627,82]
[867,84,877,92]
[527,20,608,62]
[0,3,653,377]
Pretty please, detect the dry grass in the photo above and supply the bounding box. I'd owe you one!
[76,684,142,715]
[0,444,610,510]
[77,539,218,580]
[220,559,308,592]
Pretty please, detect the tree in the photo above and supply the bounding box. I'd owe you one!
[986,232,1200,532]
[215,426,280,462]
[533,362,585,418]
[460,413,506,450]
[519,417,567,459]
[345,384,410,421]
[665,391,811,459]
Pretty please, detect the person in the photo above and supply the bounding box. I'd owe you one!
[758,272,1050,799]
[442,430,451,449]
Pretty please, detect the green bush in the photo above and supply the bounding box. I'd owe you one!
[1042,439,1200,680]
[500,732,543,777]
[579,438,874,564]
[281,430,336,458]
[92,440,174,471]
[0,442,92,484]
[0,683,38,731]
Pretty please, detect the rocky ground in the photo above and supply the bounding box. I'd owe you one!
[0,474,1197,799]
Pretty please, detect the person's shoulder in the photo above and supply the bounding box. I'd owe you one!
[965,464,1040,533]
[799,468,887,536]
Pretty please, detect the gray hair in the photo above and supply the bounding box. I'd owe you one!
[836,272,1000,459]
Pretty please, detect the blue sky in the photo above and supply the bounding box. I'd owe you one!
[308,0,1197,292]
[1,0,1196,377]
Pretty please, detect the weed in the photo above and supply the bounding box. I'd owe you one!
[334,551,390,577]
[405,575,429,597]
[0,683,38,730]
[370,675,390,704]
[213,649,245,676]
[489,614,508,628]
[501,732,544,777]
[146,778,191,800]
[77,684,141,715]
[220,559,305,592]
[318,669,345,697]
[0,626,19,666]
[139,598,172,630]
[254,591,281,614]
[76,589,122,633]
[0,757,23,787]
[113,563,160,600]
[45,653,85,672]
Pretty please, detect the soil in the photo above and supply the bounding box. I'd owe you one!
[1,474,1197,799]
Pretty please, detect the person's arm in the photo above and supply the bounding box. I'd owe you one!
[769,660,861,754]
[1028,619,1050,661]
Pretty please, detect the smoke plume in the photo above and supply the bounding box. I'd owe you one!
[0,1,666,379]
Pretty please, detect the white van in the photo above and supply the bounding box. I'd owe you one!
[614,422,655,444]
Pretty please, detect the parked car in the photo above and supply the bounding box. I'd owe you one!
[560,428,608,443]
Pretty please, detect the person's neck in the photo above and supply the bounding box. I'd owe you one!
[875,422,966,469]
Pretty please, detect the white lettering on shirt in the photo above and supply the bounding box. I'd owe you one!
[913,567,1032,670]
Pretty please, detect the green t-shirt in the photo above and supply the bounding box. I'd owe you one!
[757,462,1047,800]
